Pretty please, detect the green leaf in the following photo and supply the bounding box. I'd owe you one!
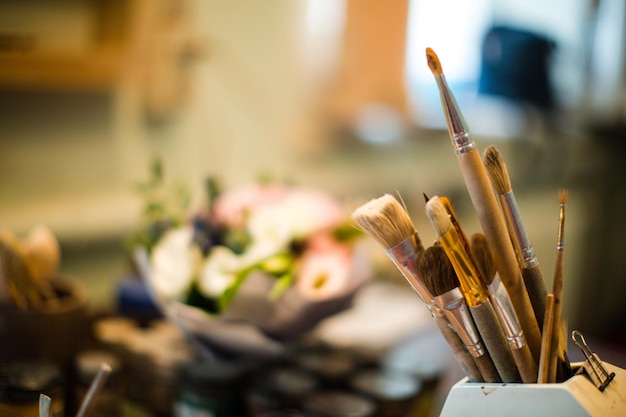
[217,264,255,312]
[259,253,293,275]
[185,282,219,314]
[269,271,295,300]
[333,222,364,242]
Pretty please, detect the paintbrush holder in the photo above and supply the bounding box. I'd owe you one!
[0,276,89,372]
[438,361,626,417]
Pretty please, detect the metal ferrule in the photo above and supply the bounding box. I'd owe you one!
[452,132,476,154]
[434,75,475,154]
[436,287,486,357]
[488,276,526,350]
[430,303,446,319]
[386,233,432,308]
[557,205,566,252]
[498,192,538,268]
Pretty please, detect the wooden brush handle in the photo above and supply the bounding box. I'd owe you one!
[522,265,548,329]
[537,294,555,383]
[458,150,542,361]
[548,305,562,383]
[512,343,538,383]
[473,352,501,383]
[470,301,521,383]
[435,316,484,382]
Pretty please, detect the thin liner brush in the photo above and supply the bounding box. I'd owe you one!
[548,190,572,382]
[426,196,520,382]
[418,245,498,382]
[352,195,483,382]
[471,233,538,383]
[426,48,542,362]
[483,145,548,329]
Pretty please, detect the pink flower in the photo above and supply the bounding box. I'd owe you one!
[295,238,354,301]
[212,183,289,229]
[213,184,343,234]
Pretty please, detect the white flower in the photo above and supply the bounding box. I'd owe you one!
[247,205,295,256]
[150,227,200,301]
[246,188,343,253]
[199,246,243,298]
[279,189,342,238]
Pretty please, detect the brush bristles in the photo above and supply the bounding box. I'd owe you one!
[470,233,496,286]
[425,196,452,237]
[351,194,416,249]
[483,145,512,195]
[425,47,443,76]
[558,189,569,205]
[418,245,459,297]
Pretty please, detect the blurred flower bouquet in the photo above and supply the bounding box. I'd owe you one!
[130,161,370,358]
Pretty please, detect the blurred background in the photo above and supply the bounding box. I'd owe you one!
[1,0,626,415]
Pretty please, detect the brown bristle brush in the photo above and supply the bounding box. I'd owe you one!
[483,144,548,331]
[470,233,539,383]
[418,245,500,383]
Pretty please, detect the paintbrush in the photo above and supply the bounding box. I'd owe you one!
[352,195,483,382]
[39,394,51,417]
[425,194,474,260]
[470,233,538,383]
[351,194,428,304]
[537,294,555,383]
[548,190,572,382]
[483,145,548,329]
[418,244,498,382]
[425,48,542,362]
[425,196,520,382]
[75,362,112,417]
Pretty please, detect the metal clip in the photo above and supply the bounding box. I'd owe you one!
[571,330,615,391]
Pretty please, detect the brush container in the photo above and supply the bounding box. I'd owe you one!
[0,276,89,372]
[438,361,626,417]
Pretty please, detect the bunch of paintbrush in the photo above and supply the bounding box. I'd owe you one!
[425,196,524,383]
[425,48,543,363]
[424,47,574,383]
[417,244,500,382]
[352,194,484,382]
[537,190,572,383]
[484,145,572,383]
[469,232,538,383]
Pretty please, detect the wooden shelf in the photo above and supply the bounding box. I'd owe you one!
[0,48,125,92]
[0,0,205,118]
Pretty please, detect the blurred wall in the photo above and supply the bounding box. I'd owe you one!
[1,0,625,345]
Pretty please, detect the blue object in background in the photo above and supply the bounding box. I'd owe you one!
[116,277,162,324]
[479,25,556,109]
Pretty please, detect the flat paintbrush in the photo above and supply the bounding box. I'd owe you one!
[418,245,498,382]
[483,145,548,329]
[352,195,483,382]
[425,48,542,362]
[471,233,538,383]
[352,194,428,303]
[426,196,520,382]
